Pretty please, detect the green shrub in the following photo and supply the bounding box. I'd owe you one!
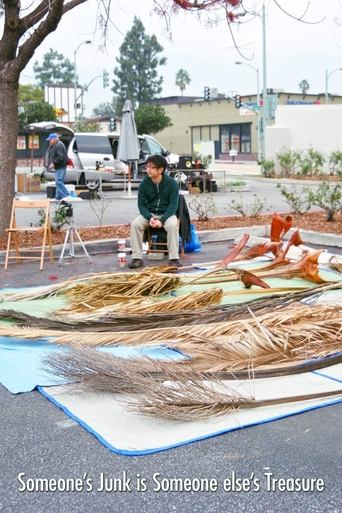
[276,149,300,177]
[298,149,324,176]
[189,194,217,221]
[329,151,342,176]
[305,182,342,221]
[38,205,71,231]
[229,193,266,218]
[260,158,275,178]
[227,180,246,187]
[276,184,312,214]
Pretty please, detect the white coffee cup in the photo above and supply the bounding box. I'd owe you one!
[118,252,127,268]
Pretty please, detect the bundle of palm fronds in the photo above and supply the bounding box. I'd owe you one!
[0,268,179,308]
[45,348,342,421]
[0,282,340,332]
[180,304,342,372]
[58,288,223,319]
[62,269,182,312]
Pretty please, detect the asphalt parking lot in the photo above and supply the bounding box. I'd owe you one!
[1,236,341,513]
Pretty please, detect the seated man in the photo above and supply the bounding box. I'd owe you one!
[129,155,181,269]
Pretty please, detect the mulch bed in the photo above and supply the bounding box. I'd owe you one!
[0,211,341,251]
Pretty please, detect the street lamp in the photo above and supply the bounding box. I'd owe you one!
[235,61,261,162]
[234,3,267,160]
[73,40,91,122]
[325,68,342,104]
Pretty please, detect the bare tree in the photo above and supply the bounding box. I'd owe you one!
[0,0,111,234]
[0,0,325,234]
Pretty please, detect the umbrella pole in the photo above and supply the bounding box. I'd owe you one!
[128,162,132,197]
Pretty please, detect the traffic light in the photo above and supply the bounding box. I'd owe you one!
[103,69,109,88]
[204,86,210,101]
[235,94,241,109]
[109,117,116,131]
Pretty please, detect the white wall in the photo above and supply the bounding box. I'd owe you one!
[266,105,342,171]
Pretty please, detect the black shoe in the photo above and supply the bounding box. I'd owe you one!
[128,259,143,269]
[168,259,182,268]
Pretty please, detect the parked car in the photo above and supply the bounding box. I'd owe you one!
[30,122,179,187]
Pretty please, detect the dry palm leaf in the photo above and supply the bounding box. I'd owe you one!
[44,349,342,421]
[60,288,224,318]
[0,267,178,306]
[62,272,181,312]
[1,302,340,353]
[234,241,281,260]
[44,348,157,395]
[270,213,293,242]
[0,282,340,332]
[229,268,270,289]
[216,233,249,268]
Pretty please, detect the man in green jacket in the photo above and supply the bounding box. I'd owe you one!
[128,155,180,268]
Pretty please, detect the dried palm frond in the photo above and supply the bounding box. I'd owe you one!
[61,288,224,319]
[1,302,341,357]
[1,282,340,332]
[216,233,249,268]
[44,348,159,394]
[44,349,342,421]
[184,308,342,372]
[235,241,281,260]
[270,213,293,242]
[131,378,341,421]
[0,272,120,302]
[57,286,309,323]
[132,381,342,421]
[0,267,178,305]
[229,268,270,289]
[62,270,181,312]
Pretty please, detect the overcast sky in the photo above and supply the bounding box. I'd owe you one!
[19,0,342,115]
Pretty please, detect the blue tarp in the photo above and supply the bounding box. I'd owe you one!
[0,337,185,394]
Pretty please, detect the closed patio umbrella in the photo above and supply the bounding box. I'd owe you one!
[117,100,140,197]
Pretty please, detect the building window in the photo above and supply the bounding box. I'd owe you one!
[240,124,251,153]
[219,123,251,154]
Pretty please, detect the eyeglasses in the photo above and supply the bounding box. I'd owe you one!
[145,166,158,170]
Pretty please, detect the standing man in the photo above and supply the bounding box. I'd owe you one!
[129,155,181,268]
[45,133,69,200]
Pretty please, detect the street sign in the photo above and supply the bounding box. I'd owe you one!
[239,108,256,116]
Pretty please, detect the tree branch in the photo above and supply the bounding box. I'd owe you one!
[15,0,88,74]
[20,0,52,32]
[62,0,89,15]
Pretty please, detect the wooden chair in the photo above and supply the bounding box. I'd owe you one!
[4,199,54,271]
[145,194,190,259]
[145,226,185,258]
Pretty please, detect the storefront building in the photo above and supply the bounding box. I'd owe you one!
[152,92,342,160]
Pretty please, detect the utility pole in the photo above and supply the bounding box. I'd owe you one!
[261,2,267,161]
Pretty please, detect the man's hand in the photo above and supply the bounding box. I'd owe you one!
[149,217,162,229]
[48,163,55,170]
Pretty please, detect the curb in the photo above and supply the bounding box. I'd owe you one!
[0,226,341,262]
[198,226,342,248]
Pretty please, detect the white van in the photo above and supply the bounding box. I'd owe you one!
[28,122,179,187]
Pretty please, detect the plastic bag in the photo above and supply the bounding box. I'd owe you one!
[184,224,201,253]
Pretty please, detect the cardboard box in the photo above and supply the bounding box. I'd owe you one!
[16,174,41,193]
[16,174,27,193]
[26,175,41,192]
[188,185,200,194]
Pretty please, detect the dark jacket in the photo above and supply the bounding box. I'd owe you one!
[138,173,179,225]
[46,140,68,170]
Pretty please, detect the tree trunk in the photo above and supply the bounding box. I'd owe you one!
[0,76,18,235]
